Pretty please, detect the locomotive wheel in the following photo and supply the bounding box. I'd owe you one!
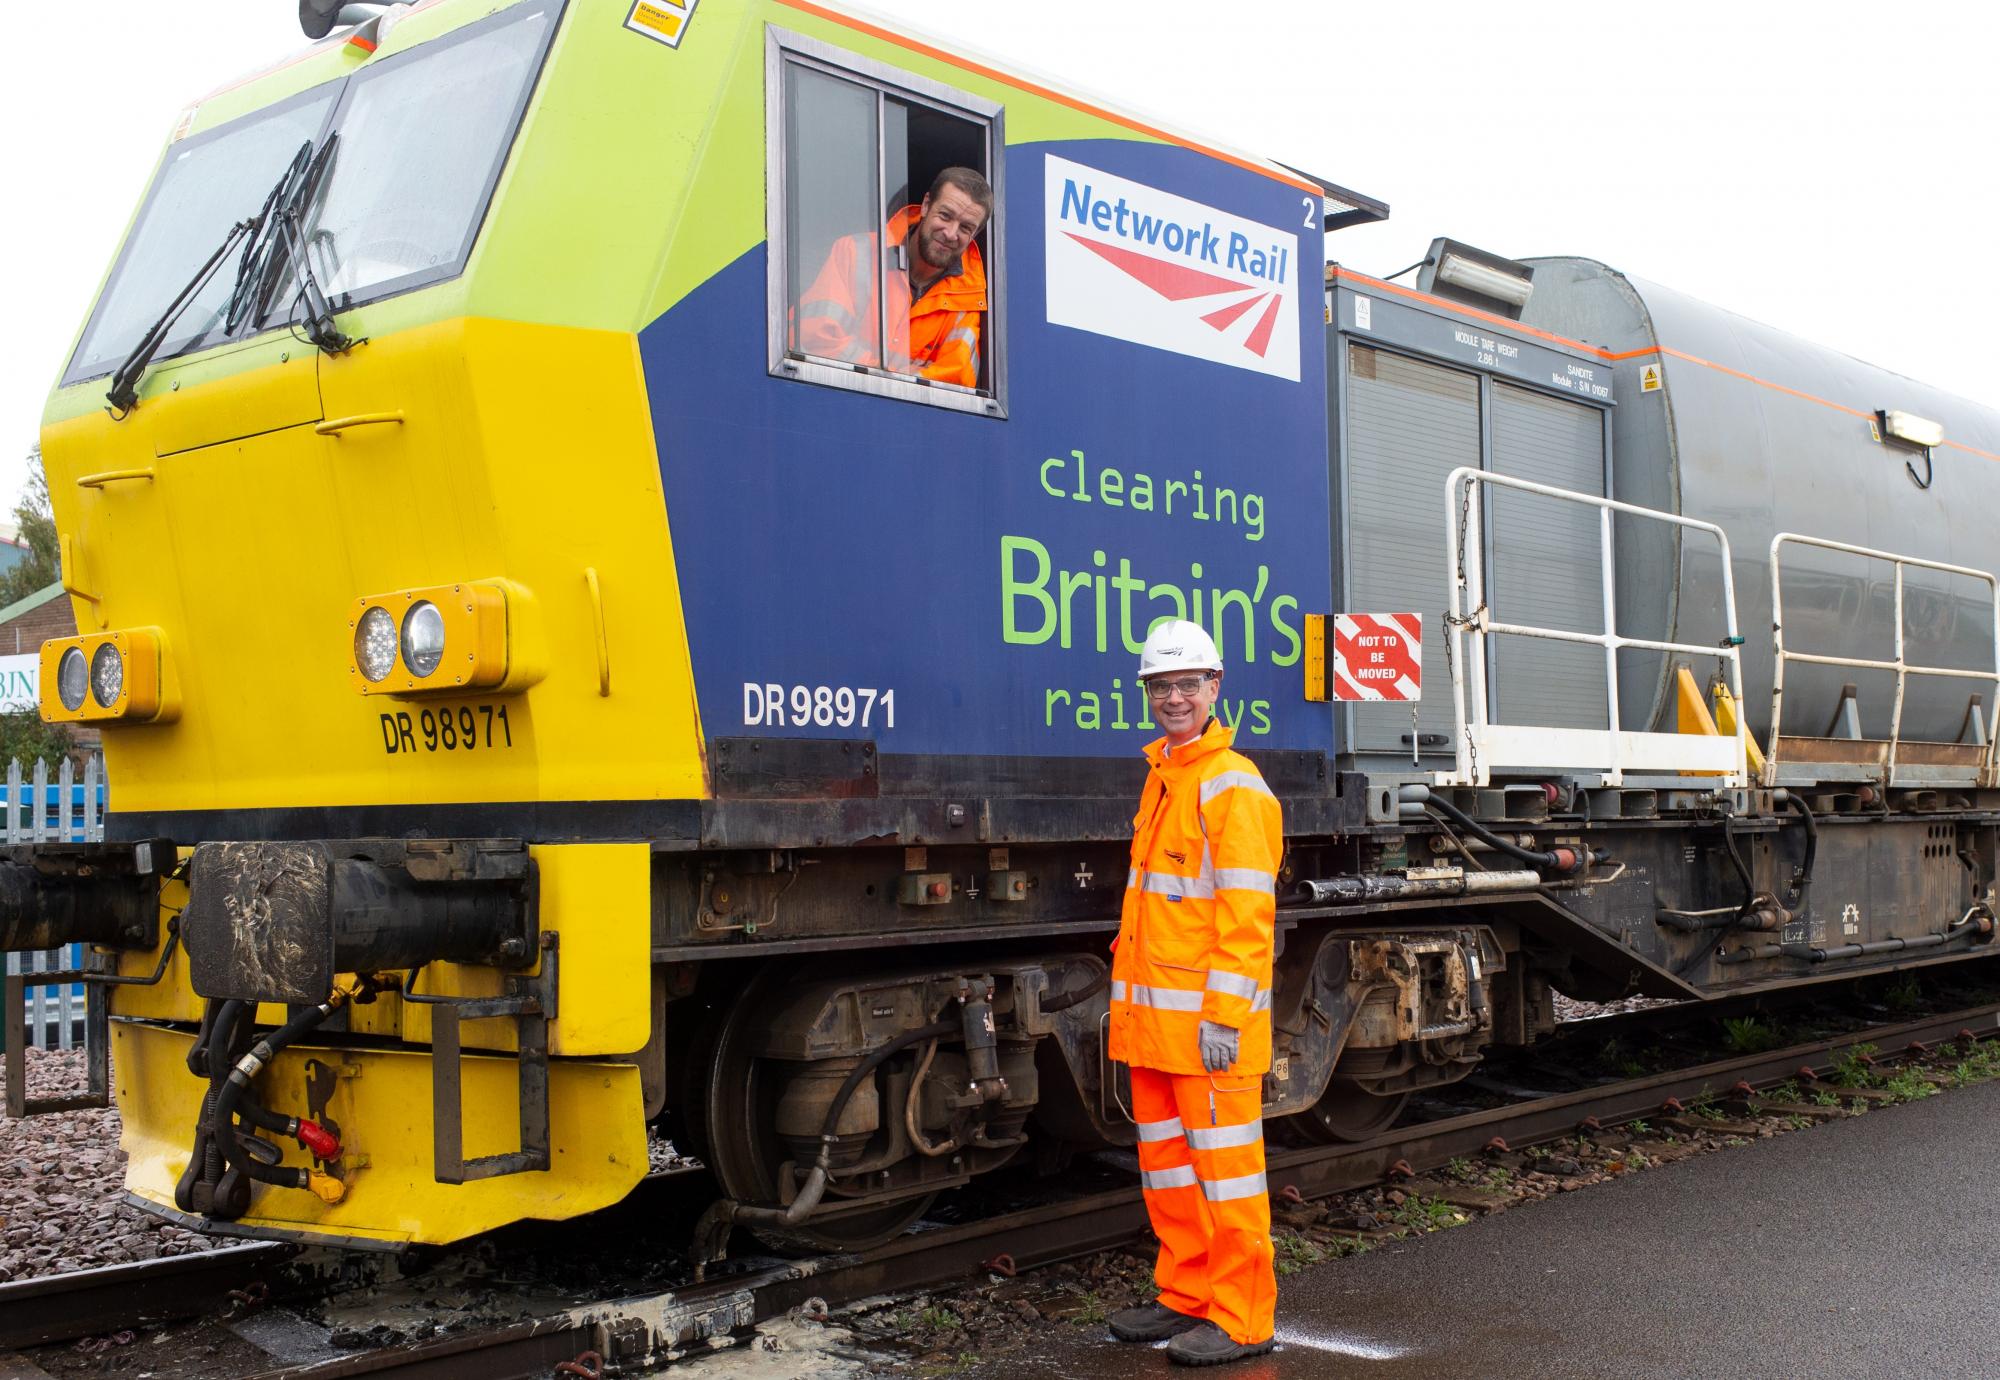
[702,966,936,1254]
[1286,1082,1410,1144]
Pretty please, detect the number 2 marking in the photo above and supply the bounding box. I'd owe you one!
[1303,196,1317,229]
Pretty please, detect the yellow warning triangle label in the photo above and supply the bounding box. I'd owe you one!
[1640,364,1662,392]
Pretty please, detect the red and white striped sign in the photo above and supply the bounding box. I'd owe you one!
[1332,614,1422,701]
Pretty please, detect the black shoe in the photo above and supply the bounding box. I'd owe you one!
[1166,1322,1277,1366]
[1107,1300,1205,1343]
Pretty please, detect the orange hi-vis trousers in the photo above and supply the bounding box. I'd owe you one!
[1130,1064,1276,1345]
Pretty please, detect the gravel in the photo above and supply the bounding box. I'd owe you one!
[0,1048,224,1282]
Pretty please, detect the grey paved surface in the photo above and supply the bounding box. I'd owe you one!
[954,1081,2000,1378]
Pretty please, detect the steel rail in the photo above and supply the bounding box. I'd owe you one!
[211,1000,2000,1379]
[0,1241,298,1349]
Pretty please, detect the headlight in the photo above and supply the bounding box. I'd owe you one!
[354,606,397,682]
[401,601,446,678]
[90,644,124,708]
[57,647,87,712]
[41,630,168,724]
[347,582,513,696]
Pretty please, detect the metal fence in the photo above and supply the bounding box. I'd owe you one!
[3,756,106,1051]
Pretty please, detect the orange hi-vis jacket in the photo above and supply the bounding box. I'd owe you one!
[1109,719,1284,1077]
[794,204,986,388]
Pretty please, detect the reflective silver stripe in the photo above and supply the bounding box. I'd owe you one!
[1127,867,1141,890]
[1199,770,1277,806]
[1142,1164,1198,1191]
[1186,1121,1263,1151]
[1110,979,1128,1001]
[796,300,854,324]
[1144,872,1215,901]
[1205,970,1260,1000]
[845,244,881,363]
[1124,983,1206,1012]
[1136,1116,1184,1143]
[1214,868,1277,895]
[1250,990,1273,1013]
[1200,1170,1268,1202]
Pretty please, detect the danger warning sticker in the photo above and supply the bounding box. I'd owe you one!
[1332,614,1421,701]
[626,0,697,48]
[1639,362,1663,393]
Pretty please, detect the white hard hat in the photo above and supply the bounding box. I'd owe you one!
[1137,619,1223,679]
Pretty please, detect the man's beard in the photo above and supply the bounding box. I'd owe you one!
[916,224,954,270]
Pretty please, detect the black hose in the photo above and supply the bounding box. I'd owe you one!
[1423,796,1588,873]
[203,1002,250,1187]
[1719,812,1756,900]
[233,1093,299,1137]
[1779,791,1817,909]
[817,1018,957,1154]
[215,998,341,1189]
[1040,969,1108,1014]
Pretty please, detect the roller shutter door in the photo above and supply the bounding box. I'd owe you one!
[1344,344,1478,756]
[1488,382,1609,731]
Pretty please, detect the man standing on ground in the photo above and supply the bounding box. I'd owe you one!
[1105,619,1283,1366]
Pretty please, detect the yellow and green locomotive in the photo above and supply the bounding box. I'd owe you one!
[14,0,2000,1255]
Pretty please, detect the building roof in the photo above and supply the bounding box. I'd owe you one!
[0,582,64,627]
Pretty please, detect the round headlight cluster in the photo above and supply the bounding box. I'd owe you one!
[401,601,446,678]
[354,606,397,683]
[57,647,88,712]
[90,643,124,708]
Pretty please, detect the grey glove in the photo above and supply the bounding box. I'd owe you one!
[1198,1020,1239,1073]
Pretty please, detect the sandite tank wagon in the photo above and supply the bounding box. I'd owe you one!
[7,0,1998,1257]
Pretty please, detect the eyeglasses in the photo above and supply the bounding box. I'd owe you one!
[1144,674,1213,700]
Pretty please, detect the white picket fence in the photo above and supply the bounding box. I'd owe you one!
[4,756,107,1052]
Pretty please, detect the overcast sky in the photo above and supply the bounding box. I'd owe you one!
[4,1,1995,512]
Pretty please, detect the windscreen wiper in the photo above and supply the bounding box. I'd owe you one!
[104,141,315,418]
[264,132,356,355]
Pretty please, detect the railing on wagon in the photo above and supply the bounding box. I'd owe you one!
[1439,467,1750,788]
[1766,533,2000,790]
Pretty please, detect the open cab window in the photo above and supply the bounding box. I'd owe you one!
[766,28,1006,418]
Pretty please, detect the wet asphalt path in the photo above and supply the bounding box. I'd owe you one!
[954,1079,2000,1378]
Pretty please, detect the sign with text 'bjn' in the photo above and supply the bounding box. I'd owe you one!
[1044,154,1301,381]
[1332,614,1420,701]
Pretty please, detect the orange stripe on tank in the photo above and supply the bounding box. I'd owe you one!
[1329,267,2000,464]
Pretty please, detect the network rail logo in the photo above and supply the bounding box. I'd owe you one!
[1045,155,1300,381]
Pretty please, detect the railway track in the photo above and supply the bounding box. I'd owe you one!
[9,998,1997,1377]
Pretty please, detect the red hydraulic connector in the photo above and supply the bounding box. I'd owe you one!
[296,1120,342,1160]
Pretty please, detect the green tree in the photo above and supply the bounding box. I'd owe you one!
[0,447,59,608]
[0,709,75,767]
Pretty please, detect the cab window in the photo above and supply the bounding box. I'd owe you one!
[767,29,1006,418]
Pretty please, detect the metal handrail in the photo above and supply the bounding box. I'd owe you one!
[1767,532,2000,786]
[1442,467,1748,787]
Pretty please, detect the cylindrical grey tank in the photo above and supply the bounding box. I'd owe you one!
[1520,258,2000,750]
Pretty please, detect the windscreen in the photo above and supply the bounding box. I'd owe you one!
[66,88,338,384]
[305,8,553,304]
[62,1,558,387]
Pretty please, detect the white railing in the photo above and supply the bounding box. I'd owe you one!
[3,756,106,1052]
[1440,467,1749,787]
[1768,533,2000,787]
